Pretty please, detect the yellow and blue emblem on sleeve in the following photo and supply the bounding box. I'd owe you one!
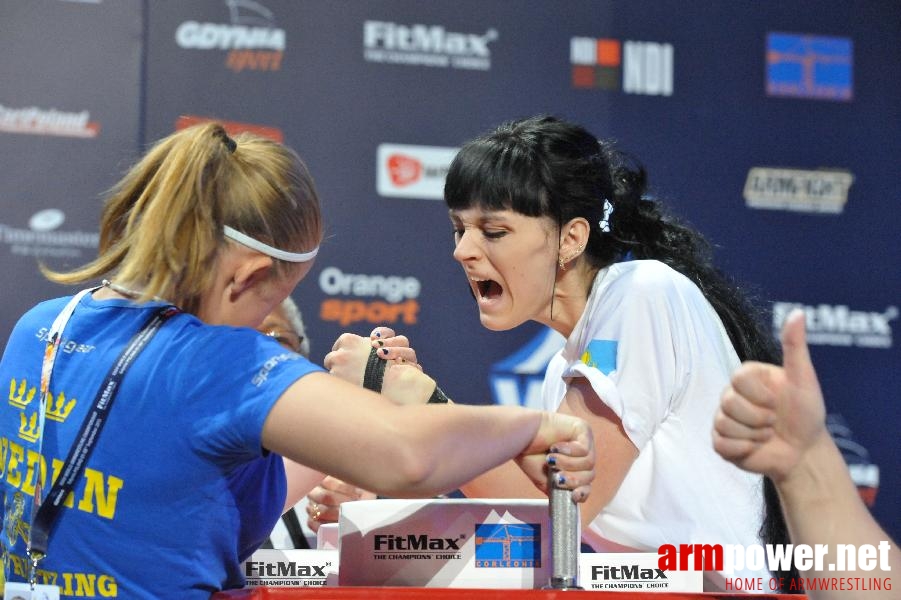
[580,339,618,375]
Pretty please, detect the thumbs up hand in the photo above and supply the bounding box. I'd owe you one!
[713,309,829,482]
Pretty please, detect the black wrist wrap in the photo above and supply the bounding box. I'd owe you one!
[363,347,386,392]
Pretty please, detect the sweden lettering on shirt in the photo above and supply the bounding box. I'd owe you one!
[4,559,118,597]
[0,436,123,520]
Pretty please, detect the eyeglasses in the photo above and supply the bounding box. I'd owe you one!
[264,329,304,353]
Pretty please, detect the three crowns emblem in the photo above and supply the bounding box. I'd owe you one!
[9,377,77,442]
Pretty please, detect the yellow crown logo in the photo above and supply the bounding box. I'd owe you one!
[8,378,36,410]
[18,411,40,443]
[46,390,76,422]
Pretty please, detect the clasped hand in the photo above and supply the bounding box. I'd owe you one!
[325,327,595,502]
[325,327,432,405]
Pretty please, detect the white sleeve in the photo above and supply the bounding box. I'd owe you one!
[561,277,683,451]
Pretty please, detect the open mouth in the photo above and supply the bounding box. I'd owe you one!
[472,278,503,301]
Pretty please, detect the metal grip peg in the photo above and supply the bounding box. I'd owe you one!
[546,470,582,589]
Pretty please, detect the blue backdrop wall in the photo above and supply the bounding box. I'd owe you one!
[1,0,898,542]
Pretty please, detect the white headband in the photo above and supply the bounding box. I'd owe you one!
[223,226,319,263]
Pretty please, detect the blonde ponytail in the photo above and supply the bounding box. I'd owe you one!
[44,122,322,314]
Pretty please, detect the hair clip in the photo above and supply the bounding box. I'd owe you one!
[214,128,237,153]
[222,134,237,153]
[599,199,614,233]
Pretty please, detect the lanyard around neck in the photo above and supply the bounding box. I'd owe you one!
[35,289,94,457]
[27,289,180,581]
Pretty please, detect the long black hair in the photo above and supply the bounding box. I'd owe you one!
[446,115,797,588]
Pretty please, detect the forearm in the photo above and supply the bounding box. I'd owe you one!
[282,458,325,513]
[386,392,542,500]
[264,374,543,499]
[776,432,898,596]
[460,460,545,500]
[462,379,635,533]
[365,403,544,497]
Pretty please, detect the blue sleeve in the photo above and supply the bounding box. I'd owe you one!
[172,325,325,467]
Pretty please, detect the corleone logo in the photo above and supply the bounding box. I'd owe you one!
[175,115,284,143]
[0,104,100,138]
[474,523,541,568]
[773,302,897,349]
[376,144,458,200]
[364,20,498,70]
[744,167,853,214]
[570,37,673,96]
[767,32,853,102]
[175,0,285,72]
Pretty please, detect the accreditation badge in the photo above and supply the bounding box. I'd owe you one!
[3,582,61,600]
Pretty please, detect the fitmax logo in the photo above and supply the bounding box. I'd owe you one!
[374,534,462,551]
[245,562,327,577]
[364,20,498,70]
[773,302,897,349]
[592,565,668,580]
[364,21,496,56]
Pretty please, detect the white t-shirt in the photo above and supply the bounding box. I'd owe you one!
[542,260,767,589]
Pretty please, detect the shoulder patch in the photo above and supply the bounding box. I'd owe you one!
[581,339,618,375]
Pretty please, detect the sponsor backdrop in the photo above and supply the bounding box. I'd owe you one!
[2,1,898,541]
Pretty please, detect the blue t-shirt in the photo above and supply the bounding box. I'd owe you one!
[0,292,323,598]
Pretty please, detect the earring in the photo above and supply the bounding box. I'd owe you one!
[558,244,585,271]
